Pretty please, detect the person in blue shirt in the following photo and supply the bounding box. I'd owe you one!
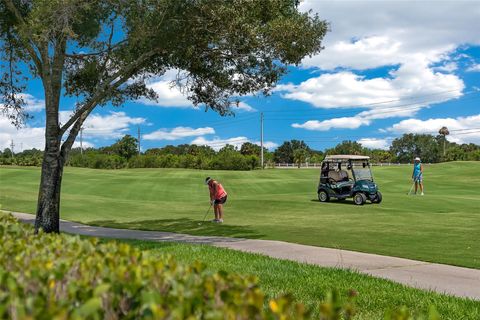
[412,157,424,195]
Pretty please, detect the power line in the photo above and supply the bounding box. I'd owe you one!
[137,125,141,155]
[10,140,15,158]
[262,88,470,114]
[260,112,264,169]
[264,94,480,121]
[80,127,84,156]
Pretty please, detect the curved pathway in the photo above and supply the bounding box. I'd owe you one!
[12,212,480,301]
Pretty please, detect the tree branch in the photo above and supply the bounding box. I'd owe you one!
[59,48,162,134]
[65,40,127,59]
[3,0,44,74]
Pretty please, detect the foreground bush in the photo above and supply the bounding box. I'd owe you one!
[0,214,339,319]
[0,214,440,320]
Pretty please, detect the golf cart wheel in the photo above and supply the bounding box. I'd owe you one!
[372,191,382,204]
[353,192,367,205]
[318,190,329,202]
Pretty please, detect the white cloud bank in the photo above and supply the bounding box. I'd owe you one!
[386,114,480,144]
[467,64,480,72]
[191,136,278,151]
[286,57,465,131]
[143,126,215,141]
[60,111,146,139]
[358,138,391,150]
[299,1,480,71]
[1,110,146,151]
[282,0,479,132]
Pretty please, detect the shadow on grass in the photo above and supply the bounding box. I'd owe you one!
[87,218,265,239]
[310,198,373,205]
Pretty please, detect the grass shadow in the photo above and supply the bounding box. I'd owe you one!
[87,218,265,239]
[310,198,375,205]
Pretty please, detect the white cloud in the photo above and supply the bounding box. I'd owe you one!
[60,111,145,139]
[142,80,192,107]
[236,102,257,112]
[191,136,277,151]
[358,138,390,150]
[0,93,44,115]
[292,117,370,131]
[299,1,480,70]
[433,62,458,73]
[0,116,45,150]
[386,114,480,144]
[72,140,94,149]
[277,0,477,132]
[278,59,464,111]
[136,69,193,107]
[143,126,215,141]
[283,57,464,131]
[1,110,146,151]
[191,136,249,151]
[467,63,480,72]
[20,93,45,112]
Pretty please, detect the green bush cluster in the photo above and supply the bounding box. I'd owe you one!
[67,152,258,171]
[0,149,43,166]
[67,153,127,169]
[0,214,442,320]
[0,214,311,319]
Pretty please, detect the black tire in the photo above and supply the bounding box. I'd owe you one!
[353,192,367,205]
[318,190,330,202]
[372,191,382,204]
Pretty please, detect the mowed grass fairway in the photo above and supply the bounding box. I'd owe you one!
[1,162,479,268]
[125,240,480,319]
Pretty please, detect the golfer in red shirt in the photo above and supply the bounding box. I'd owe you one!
[205,177,228,223]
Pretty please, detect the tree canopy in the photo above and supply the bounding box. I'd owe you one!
[0,0,328,232]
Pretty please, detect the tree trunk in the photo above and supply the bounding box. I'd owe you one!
[34,138,64,233]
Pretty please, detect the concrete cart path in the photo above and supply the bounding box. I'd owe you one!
[12,212,480,301]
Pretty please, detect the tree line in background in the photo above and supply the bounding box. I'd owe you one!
[2,133,479,170]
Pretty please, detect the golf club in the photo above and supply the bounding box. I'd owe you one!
[198,203,213,225]
[407,178,416,195]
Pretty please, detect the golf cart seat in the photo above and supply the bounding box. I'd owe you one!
[328,170,354,188]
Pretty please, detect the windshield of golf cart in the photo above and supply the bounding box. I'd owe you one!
[351,162,373,181]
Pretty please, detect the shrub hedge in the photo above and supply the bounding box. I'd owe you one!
[0,214,440,320]
[0,214,341,319]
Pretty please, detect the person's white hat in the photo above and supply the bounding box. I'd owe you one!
[414,157,421,161]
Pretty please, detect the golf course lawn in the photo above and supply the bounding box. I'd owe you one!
[1,162,479,268]
[122,240,480,319]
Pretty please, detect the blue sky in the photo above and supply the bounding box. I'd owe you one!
[1,0,480,152]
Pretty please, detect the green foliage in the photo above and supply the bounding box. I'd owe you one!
[111,134,139,160]
[389,134,440,163]
[240,142,262,156]
[274,140,311,163]
[0,148,42,166]
[325,140,364,156]
[0,214,443,320]
[0,214,311,319]
[293,148,309,168]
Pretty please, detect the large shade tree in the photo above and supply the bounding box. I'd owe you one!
[1,0,327,233]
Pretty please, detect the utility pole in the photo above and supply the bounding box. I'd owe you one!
[137,125,141,155]
[20,142,23,153]
[10,140,15,158]
[80,127,84,156]
[260,112,264,169]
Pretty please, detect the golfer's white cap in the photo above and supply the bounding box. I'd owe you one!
[414,157,421,161]
[205,177,212,185]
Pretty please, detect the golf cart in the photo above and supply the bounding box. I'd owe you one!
[317,155,382,205]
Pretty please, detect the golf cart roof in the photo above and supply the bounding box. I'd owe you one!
[323,155,370,161]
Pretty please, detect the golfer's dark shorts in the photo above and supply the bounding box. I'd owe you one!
[214,195,227,205]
